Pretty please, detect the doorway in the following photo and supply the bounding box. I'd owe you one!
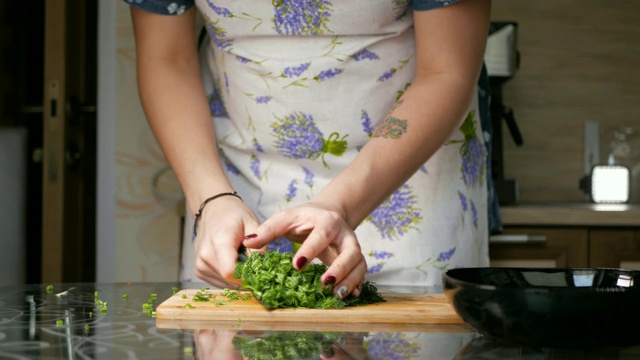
[1,0,97,283]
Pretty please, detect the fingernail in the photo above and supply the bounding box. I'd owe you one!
[243,233,257,240]
[324,275,336,285]
[335,285,348,299]
[295,256,307,269]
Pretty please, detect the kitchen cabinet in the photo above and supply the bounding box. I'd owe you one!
[490,204,640,269]
[489,227,589,268]
[590,228,640,269]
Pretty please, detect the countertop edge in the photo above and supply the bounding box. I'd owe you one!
[499,203,640,227]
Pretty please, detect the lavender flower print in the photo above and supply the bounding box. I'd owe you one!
[302,167,315,188]
[352,49,379,62]
[417,247,457,275]
[282,62,311,78]
[250,155,261,179]
[208,83,228,117]
[224,158,240,176]
[273,0,333,36]
[365,333,420,360]
[252,138,265,153]
[361,110,373,136]
[204,19,232,50]
[377,68,396,82]
[471,200,478,228]
[314,68,343,82]
[271,112,347,168]
[281,62,311,88]
[366,184,421,239]
[458,191,468,212]
[285,179,298,202]
[268,237,294,253]
[377,58,411,82]
[367,263,384,274]
[369,251,393,260]
[205,0,232,17]
[438,247,456,262]
[236,55,250,64]
[447,111,487,188]
[244,92,272,104]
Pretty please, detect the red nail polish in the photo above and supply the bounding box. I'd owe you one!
[324,275,336,285]
[295,256,307,269]
[243,234,257,240]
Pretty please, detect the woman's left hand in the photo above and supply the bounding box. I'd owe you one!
[243,202,368,299]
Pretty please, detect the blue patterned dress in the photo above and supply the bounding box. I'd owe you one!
[125,0,490,288]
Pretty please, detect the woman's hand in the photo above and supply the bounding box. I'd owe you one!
[193,196,261,288]
[243,202,368,299]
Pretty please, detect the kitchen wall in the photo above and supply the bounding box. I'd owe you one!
[97,1,640,281]
[98,1,184,282]
[491,0,640,203]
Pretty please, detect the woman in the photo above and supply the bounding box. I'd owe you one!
[126,0,492,299]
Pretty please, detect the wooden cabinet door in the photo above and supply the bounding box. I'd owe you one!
[489,227,589,268]
[590,229,640,269]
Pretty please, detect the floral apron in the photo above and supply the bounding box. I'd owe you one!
[179,0,489,288]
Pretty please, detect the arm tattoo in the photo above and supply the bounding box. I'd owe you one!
[373,116,408,139]
[373,99,408,139]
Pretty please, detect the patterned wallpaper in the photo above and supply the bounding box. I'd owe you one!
[113,1,184,282]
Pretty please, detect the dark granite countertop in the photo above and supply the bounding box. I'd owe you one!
[0,282,639,359]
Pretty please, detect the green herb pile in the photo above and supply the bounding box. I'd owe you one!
[232,331,342,360]
[233,250,384,309]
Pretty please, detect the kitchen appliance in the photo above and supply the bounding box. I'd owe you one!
[443,267,640,348]
[485,22,522,205]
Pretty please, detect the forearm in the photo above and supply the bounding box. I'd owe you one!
[312,73,477,229]
[136,55,233,216]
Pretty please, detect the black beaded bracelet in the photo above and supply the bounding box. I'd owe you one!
[192,191,242,238]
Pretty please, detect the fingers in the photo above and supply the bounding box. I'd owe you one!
[193,202,260,288]
[243,206,368,299]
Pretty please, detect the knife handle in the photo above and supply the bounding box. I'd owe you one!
[237,245,249,262]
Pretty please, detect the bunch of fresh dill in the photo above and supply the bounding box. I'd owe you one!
[234,250,384,309]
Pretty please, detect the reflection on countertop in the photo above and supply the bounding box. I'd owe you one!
[0,282,639,359]
[500,202,640,226]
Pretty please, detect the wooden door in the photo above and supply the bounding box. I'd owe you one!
[41,0,97,283]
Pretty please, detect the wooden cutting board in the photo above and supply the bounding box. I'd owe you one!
[156,289,466,332]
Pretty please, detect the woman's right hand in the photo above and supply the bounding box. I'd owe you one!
[192,195,261,289]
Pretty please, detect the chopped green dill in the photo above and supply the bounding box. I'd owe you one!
[150,293,157,299]
[233,331,343,359]
[46,285,54,294]
[122,294,128,300]
[181,293,187,299]
[234,250,384,309]
[56,319,63,326]
[172,287,179,295]
[185,303,195,309]
[183,346,193,355]
[193,289,213,302]
[84,324,90,334]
